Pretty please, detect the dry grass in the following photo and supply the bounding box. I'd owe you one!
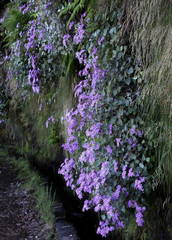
[121,0,172,193]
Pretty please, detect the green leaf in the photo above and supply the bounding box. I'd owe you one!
[139,163,144,169]
[125,78,131,85]
[109,27,117,35]
[127,67,134,75]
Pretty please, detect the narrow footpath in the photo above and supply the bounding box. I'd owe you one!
[0,146,55,240]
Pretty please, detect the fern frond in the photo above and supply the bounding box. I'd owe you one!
[59,0,87,24]
[59,0,80,17]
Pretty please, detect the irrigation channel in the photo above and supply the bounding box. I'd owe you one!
[29,153,108,240]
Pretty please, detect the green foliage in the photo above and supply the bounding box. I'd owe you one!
[34,184,56,226]
[5,0,65,95]
[2,5,35,45]
[59,5,152,236]
[48,123,62,146]
[63,53,76,79]
[59,0,96,24]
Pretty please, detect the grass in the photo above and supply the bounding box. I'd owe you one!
[10,156,56,233]
[121,0,172,195]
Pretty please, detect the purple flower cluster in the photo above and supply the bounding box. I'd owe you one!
[62,13,86,47]
[59,13,147,237]
[128,200,146,226]
[63,34,70,47]
[43,43,53,52]
[73,13,86,44]
[19,3,32,14]
[134,177,145,192]
[28,55,40,93]
[22,2,55,93]
[25,20,40,93]
[130,127,143,137]
[86,123,102,138]
[25,20,37,51]
[58,158,75,188]
[63,135,79,153]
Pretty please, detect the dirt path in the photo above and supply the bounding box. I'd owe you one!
[0,147,54,240]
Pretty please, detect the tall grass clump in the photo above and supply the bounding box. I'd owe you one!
[122,0,172,195]
[11,157,55,228]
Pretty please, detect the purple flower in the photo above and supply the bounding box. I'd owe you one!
[44,44,53,51]
[62,136,79,153]
[106,145,113,154]
[91,67,105,90]
[82,141,100,150]
[92,195,102,205]
[58,11,148,235]
[63,34,70,47]
[68,21,75,30]
[75,49,86,64]
[135,211,144,226]
[68,118,77,133]
[128,200,146,227]
[58,158,75,188]
[38,29,45,40]
[108,124,113,135]
[135,205,146,227]
[98,36,105,45]
[79,149,95,164]
[28,55,40,92]
[137,130,143,137]
[128,200,137,208]
[128,168,135,177]
[127,137,137,148]
[86,123,102,138]
[19,3,32,14]
[97,220,114,237]
[130,127,137,135]
[25,20,37,51]
[112,185,121,200]
[114,161,118,172]
[116,220,125,229]
[122,164,127,179]
[73,20,85,44]
[115,138,121,147]
[79,62,92,76]
[82,200,91,211]
[44,2,52,9]
[100,162,109,179]
[134,177,145,192]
